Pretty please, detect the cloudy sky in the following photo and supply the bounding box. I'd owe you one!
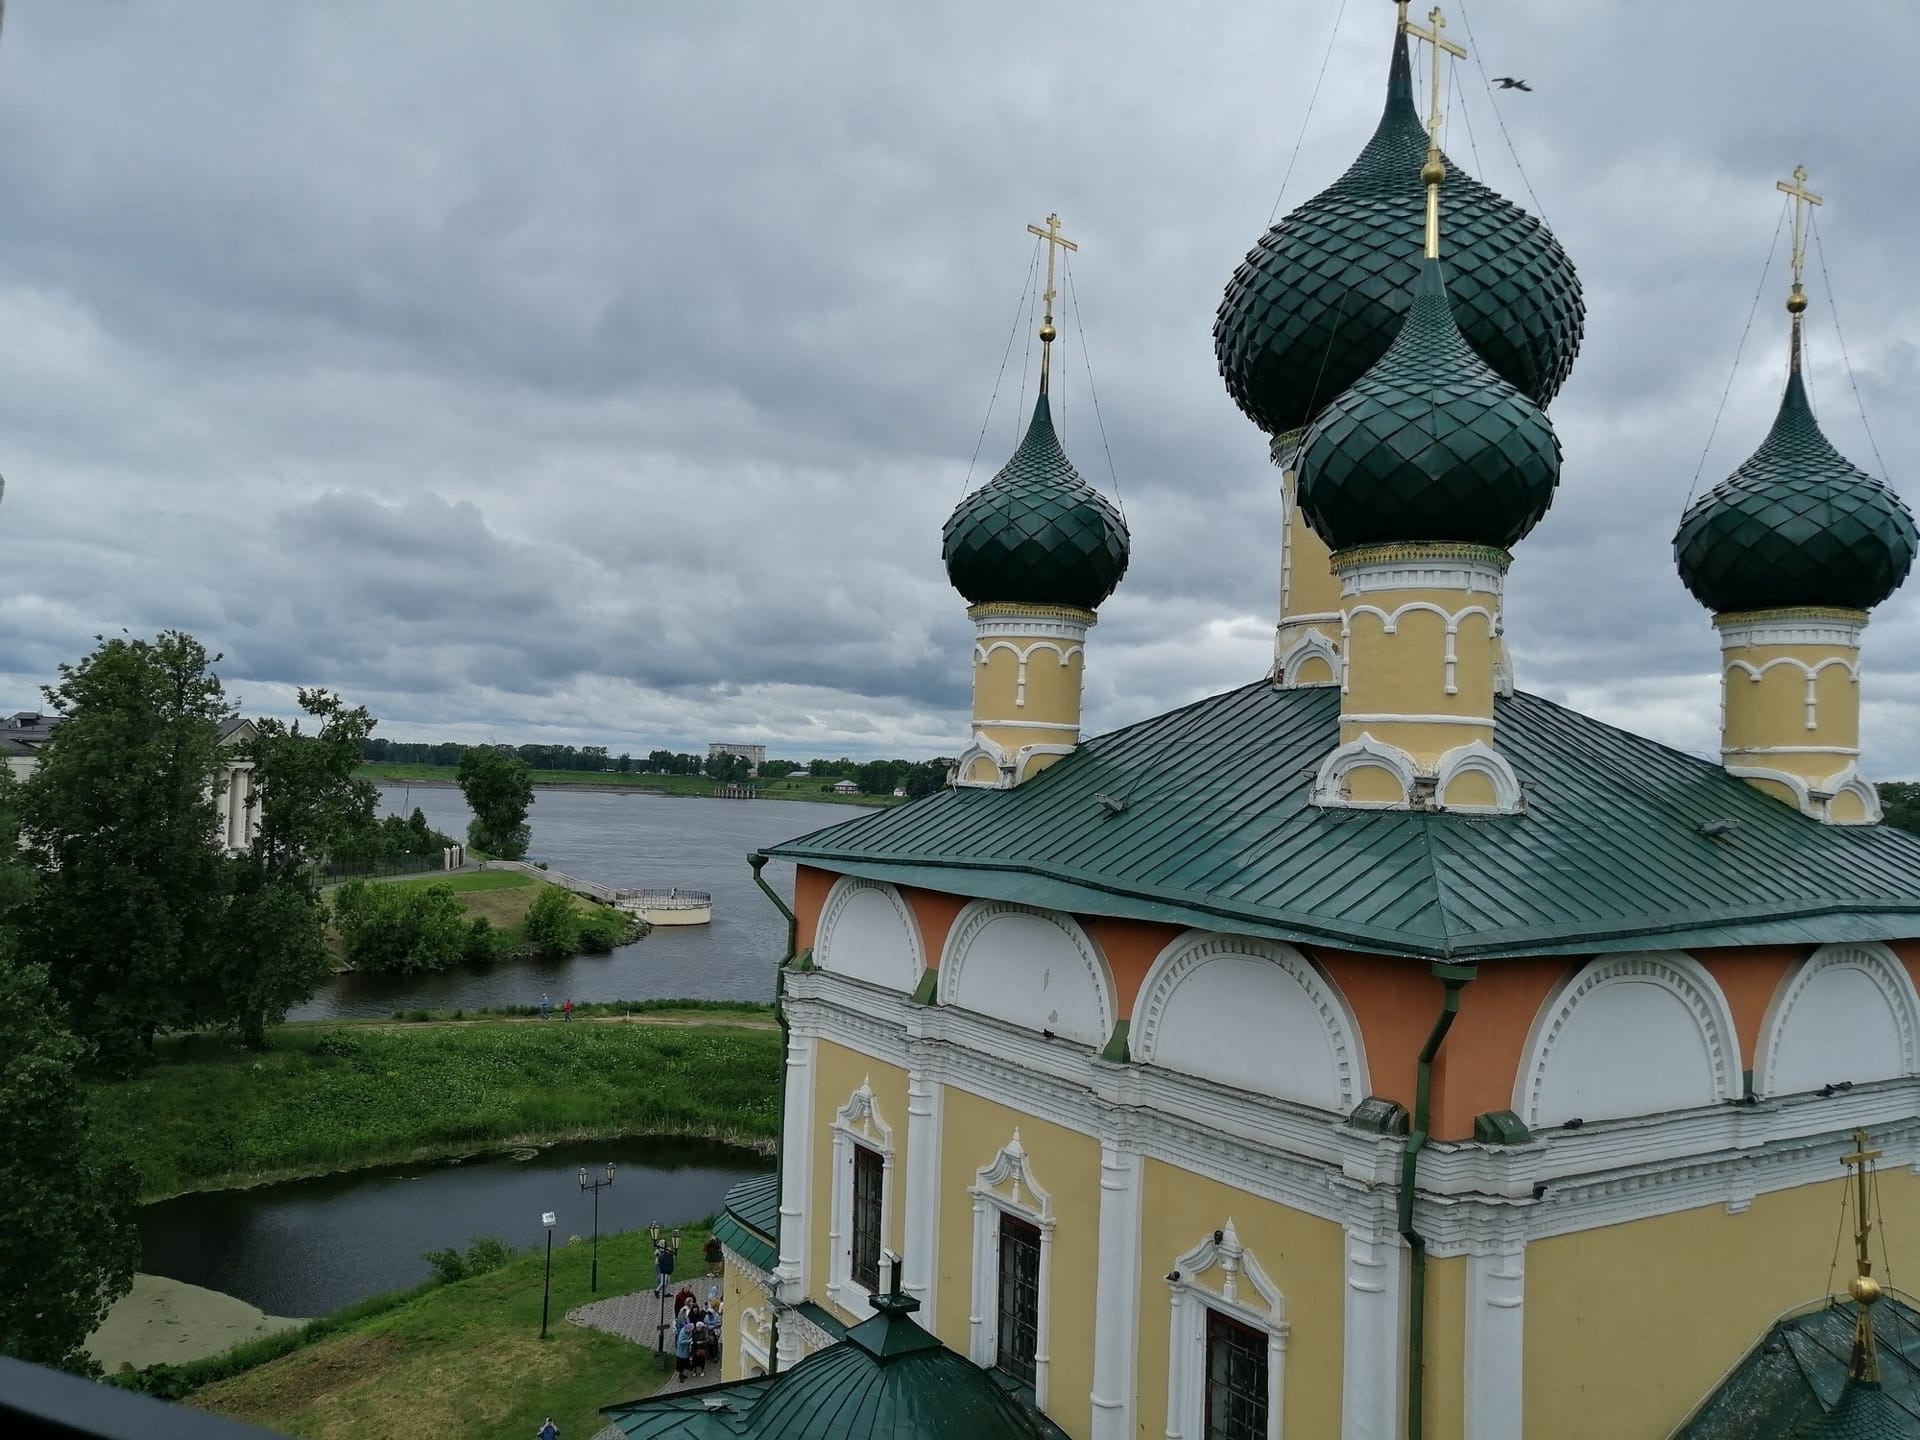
[0,1,1915,771]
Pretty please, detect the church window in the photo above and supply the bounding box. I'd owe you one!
[1205,1309,1269,1440]
[995,1213,1042,1386]
[850,1144,884,1292]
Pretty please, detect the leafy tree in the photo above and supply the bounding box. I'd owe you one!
[857,759,904,795]
[760,759,801,779]
[903,759,955,799]
[456,747,533,859]
[616,752,633,774]
[18,631,232,1068]
[331,881,469,973]
[520,884,581,959]
[1879,782,1920,837]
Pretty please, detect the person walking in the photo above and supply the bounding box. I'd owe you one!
[674,1316,693,1381]
[538,993,551,1020]
[536,1418,559,1440]
[562,997,575,1022]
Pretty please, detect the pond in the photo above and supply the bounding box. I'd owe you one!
[291,787,863,1019]
[137,1137,773,1318]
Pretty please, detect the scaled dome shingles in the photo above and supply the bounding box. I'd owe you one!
[942,393,1130,611]
[1214,31,1584,438]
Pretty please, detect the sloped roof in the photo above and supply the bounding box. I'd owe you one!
[714,1175,778,1274]
[770,683,1920,961]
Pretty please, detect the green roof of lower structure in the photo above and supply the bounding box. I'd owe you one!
[714,1175,779,1273]
[769,683,1920,960]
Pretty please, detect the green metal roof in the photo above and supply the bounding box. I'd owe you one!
[714,1175,779,1274]
[1298,258,1560,550]
[1674,1296,1920,1438]
[1214,26,1583,437]
[942,391,1129,611]
[771,682,1920,961]
[1675,328,1917,614]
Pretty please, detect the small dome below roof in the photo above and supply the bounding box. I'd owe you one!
[1296,258,1561,552]
[1792,1376,1919,1439]
[1674,352,1917,615]
[942,392,1130,611]
[1214,28,1583,439]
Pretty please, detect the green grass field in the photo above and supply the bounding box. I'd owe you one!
[186,1226,712,1439]
[92,1021,781,1201]
[358,760,900,805]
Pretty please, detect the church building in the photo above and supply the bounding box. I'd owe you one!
[610,6,1920,1437]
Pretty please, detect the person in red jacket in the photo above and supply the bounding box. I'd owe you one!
[562,998,574,1022]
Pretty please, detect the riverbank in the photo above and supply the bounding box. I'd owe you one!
[90,1020,781,1202]
[360,760,902,805]
[90,1275,302,1374]
[143,1226,711,1438]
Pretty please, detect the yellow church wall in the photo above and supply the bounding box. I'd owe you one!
[721,1255,762,1381]
[808,1039,910,1327]
[1524,1165,1920,1439]
[1421,1255,1468,1440]
[1292,652,1336,685]
[934,1087,1103,1436]
[1442,769,1498,807]
[1720,651,1860,759]
[1133,1158,1347,1440]
[971,646,1086,726]
[1831,788,1870,822]
[1283,476,1343,622]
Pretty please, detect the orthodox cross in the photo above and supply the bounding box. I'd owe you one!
[1026,211,1078,388]
[1839,1127,1884,1381]
[1401,5,1467,155]
[1775,164,1822,309]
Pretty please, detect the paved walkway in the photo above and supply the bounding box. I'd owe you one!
[569,1286,674,1350]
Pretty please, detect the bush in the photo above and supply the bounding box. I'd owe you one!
[461,916,503,962]
[333,881,469,973]
[520,885,581,959]
[423,1235,512,1285]
[314,1034,361,1058]
[576,910,625,954]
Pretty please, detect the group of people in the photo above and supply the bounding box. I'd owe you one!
[671,1284,723,1381]
[537,992,575,1021]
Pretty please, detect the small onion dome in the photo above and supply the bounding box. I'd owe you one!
[1214,28,1583,438]
[1296,257,1561,551]
[1792,1377,1916,1439]
[1674,347,1916,614]
[942,390,1129,610]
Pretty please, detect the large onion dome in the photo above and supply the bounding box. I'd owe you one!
[942,390,1129,610]
[1674,336,1916,614]
[1215,28,1583,438]
[1296,257,1561,551]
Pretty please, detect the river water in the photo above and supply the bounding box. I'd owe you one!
[290,787,860,1019]
[137,1138,772,1318]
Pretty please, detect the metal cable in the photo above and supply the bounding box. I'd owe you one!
[1826,1160,1850,1301]
[1453,60,1483,177]
[1810,208,1894,479]
[1013,245,1041,449]
[1063,253,1126,518]
[1453,0,1550,225]
[962,238,1043,493]
[1266,0,1350,226]
[1681,197,1789,515]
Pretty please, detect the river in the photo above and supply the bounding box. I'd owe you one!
[137,1138,772,1318]
[291,787,862,1019]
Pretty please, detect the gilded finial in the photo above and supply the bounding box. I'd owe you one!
[1776,164,1822,317]
[1839,1128,1885,1383]
[1025,212,1078,395]
[1402,6,1464,260]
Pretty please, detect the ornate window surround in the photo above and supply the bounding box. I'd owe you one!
[813,876,925,992]
[1164,1219,1288,1440]
[1755,941,1920,1097]
[736,1304,772,1377]
[826,1077,894,1321]
[968,1130,1056,1408]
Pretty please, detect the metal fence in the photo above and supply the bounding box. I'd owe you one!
[316,852,446,882]
[614,887,713,910]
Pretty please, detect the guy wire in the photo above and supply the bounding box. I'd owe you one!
[1014,243,1042,448]
[1063,253,1127,520]
[963,237,1043,493]
[1266,0,1349,226]
[1810,208,1892,480]
[1454,0,1550,225]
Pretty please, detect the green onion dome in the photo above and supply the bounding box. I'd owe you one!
[1214,29,1583,438]
[1295,256,1561,550]
[1792,1377,1917,1439]
[942,390,1129,610]
[1674,335,1916,614]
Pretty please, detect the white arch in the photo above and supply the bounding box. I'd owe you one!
[938,901,1114,1048]
[813,876,925,992]
[1434,739,1523,814]
[1133,931,1368,1113]
[1312,733,1416,808]
[1517,952,1741,1128]
[1276,628,1340,688]
[1756,942,1920,1097]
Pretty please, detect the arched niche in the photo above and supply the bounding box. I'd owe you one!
[937,901,1113,1047]
[1133,931,1366,1113]
[813,877,925,993]
[1757,942,1920,1097]
[1518,952,1739,1127]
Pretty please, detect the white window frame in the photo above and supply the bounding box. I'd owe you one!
[1165,1219,1288,1440]
[826,1077,894,1320]
[736,1304,771,1378]
[968,1130,1055,1408]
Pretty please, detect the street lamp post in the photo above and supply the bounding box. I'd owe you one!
[539,1211,557,1339]
[579,1163,615,1294]
[650,1221,682,1356]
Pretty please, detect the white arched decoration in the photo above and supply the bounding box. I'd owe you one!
[1756,943,1920,1097]
[1132,931,1367,1114]
[1164,1219,1288,1440]
[1518,952,1740,1128]
[1276,629,1340,689]
[1433,739,1524,814]
[1311,733,1417,808]
[968,1130,1056,1407]
[813,876,925,992]
[938,901,1114,1048]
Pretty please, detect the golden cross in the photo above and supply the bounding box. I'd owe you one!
[1841,1127,1882,1282]
[1839,1127,1885,1381]
[1025,212,1078,391]
[1775,164,1823,301]
[1401,5,1467,154]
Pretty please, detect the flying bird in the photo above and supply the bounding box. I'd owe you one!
[1492,76,1533,91]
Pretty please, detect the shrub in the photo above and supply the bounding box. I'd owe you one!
[422,1246,467,1284]
[333,881,468,973]
[520,885,580,959]
[461,916,502,962]
[464,1236,512,1275]
[576,911,625,954]
[314,1034,361,1058]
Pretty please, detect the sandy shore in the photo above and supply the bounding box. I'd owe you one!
[87,1273,303,1373]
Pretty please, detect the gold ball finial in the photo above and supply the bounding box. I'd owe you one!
[1038,322,1057,343]
[1786,287,1809,315]
[1421,159,1446,188]
[1851,1275,1882,1306]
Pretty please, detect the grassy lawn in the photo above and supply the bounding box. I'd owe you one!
[329,869,641,949]
[188,1226,710,1439]
[92,1022,780,1201]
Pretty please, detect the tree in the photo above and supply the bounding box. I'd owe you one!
[1879,782,1920,837]
[18,631,232,1068]
[903,759,955,799]
[520,884,581,959]
[457,747,533,859]
[857,759,904,795]
[616,752,633,775]
[332,881,469,973]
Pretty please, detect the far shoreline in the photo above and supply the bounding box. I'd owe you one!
[365,773,899,805]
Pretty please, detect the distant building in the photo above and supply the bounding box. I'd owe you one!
[830,779,861,795]
[708,741,767,775]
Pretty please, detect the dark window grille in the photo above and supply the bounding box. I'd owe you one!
[995,1212,1042,1386]
[850,1145,883,1291]
[1205,1308,1269,1440]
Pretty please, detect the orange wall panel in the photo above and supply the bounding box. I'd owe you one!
[1082,917,1187,1018]
[1698,947,1800,1075]
[902,887,970,969]
[793,864,836,952]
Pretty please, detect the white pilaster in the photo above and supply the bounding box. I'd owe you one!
[902,1066,943,1320]
[1341,1222,1404,1440]
[776,1029,816,1303]
[1464,1242,1526,1440]
[226,769,243,850]
[1089,1139,1143,1440]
